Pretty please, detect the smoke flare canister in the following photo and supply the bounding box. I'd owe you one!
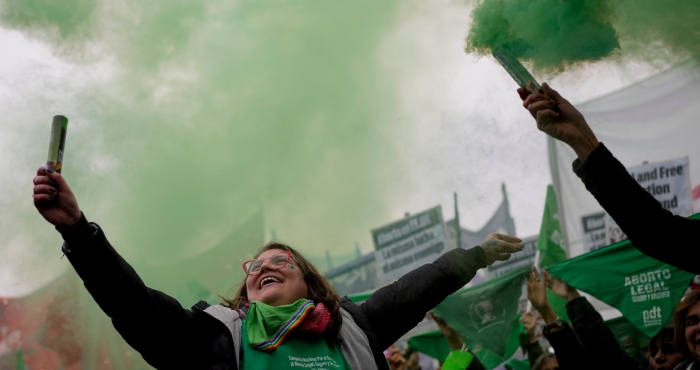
[492,47,553,102]
[46,115,68,173]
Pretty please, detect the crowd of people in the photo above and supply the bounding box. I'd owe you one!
[31,82,700,369]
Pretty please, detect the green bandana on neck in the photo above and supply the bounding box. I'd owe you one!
[246,299,315,351]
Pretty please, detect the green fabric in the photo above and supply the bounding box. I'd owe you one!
[546,238,695,337]
[15,350,25,370]
[407,330,451,362]
[470,315,522,369]
[537,185,570,323]
[537,185,567,266]
[433,267,528,368]
[246,299,311,348]
[347,291,372,303]
[441,350,474,370]
[504,357,530,370]
[242,319,349,370]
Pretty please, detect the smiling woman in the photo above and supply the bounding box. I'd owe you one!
[32,166,524,370]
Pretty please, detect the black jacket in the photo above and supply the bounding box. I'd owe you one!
[58,215,488,369]
[574,143,700,274]
[567,297,645,370]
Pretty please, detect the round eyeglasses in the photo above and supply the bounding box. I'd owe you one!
[242,251,299,276]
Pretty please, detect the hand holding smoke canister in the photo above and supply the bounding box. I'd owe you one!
[46,115,68,174]
[492,47,555,103]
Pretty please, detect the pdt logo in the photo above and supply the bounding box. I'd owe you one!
[643,306,662,327]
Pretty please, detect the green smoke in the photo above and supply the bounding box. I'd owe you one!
[0,0,404,294]
[467,0,700,72]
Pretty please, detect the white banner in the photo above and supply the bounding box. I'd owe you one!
[372,206,450,282]
[582,212,607,252]
[605,157,692,243]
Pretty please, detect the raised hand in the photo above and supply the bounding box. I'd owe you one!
[543,269,580,302]
[525,266,557,324]
[518,83,600,162]
[479,232,524,265]
[33,166,82,227]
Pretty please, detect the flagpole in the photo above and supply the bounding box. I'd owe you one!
[526,250,541,313]
[454,192,461,249]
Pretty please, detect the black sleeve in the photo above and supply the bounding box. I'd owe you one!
[466,350,487,370]
[566,297,643,370]
[57,214,215,369]
[358,247,488,350]
[574,143,700,274]
[543,322,587,370]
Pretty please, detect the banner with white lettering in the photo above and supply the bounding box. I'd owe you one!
[372,206,450,282]
[605,157,692,243]
[581,212,606,252]
[546,237,695,337]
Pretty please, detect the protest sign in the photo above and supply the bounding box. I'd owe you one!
[606,157,692,243]
[581,212,606,253]
[546,239,695,337]
[372,206,450,282]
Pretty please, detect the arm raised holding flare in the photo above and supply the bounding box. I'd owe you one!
[518,85,700,274]
[33,164,524,370]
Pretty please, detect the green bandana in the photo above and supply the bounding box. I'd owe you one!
[246,299,315,351]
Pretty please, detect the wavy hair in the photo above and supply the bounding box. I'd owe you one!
[222,242,342,342]
[674,290,700,358]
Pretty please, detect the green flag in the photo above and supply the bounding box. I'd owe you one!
[545,238,695,337]
[504,357,531,370]
[407,330,452,362]
[537,185,569,322]
[537,185,567,266]
[432,267,528,368]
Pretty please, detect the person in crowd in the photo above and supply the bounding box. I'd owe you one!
[672,290,700,370]
[519,311,547,368]
[533,266,687,370]
[525,267,583,370]
[531,353,559,370]
[518,85,700,274]
[31,166,523,370]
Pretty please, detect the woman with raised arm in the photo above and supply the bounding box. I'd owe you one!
[32,166,523,369]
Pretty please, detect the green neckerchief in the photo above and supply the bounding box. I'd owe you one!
[246,299,315,351]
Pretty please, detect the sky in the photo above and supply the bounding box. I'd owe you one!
[0,0,670,297]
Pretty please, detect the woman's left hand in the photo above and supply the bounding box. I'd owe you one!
[479,233,524,265]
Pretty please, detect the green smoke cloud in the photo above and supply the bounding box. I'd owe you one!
[467,0,700,72]
[1,0,404,294]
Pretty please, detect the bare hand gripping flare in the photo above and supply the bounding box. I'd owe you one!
[46,115,68,174]
[492,47,554,102]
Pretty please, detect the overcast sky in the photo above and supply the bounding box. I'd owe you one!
[0,0,666,296]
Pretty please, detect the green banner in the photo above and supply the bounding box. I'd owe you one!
[545,239,695,337]
[407,330,451,362]
[433,267,528,368]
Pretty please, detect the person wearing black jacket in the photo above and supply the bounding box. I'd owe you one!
[525,266,586,370]
[544,269,686,370]
[31,166,524,370]
[518,84,700,275]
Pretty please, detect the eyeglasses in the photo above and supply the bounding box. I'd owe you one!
[242,251,299,276]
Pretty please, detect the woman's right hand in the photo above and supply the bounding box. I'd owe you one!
[33,166,82,227]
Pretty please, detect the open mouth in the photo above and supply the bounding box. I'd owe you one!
[260,276,282,289]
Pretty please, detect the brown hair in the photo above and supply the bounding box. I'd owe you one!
[673,290,700,358]
[222,241,343,342]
